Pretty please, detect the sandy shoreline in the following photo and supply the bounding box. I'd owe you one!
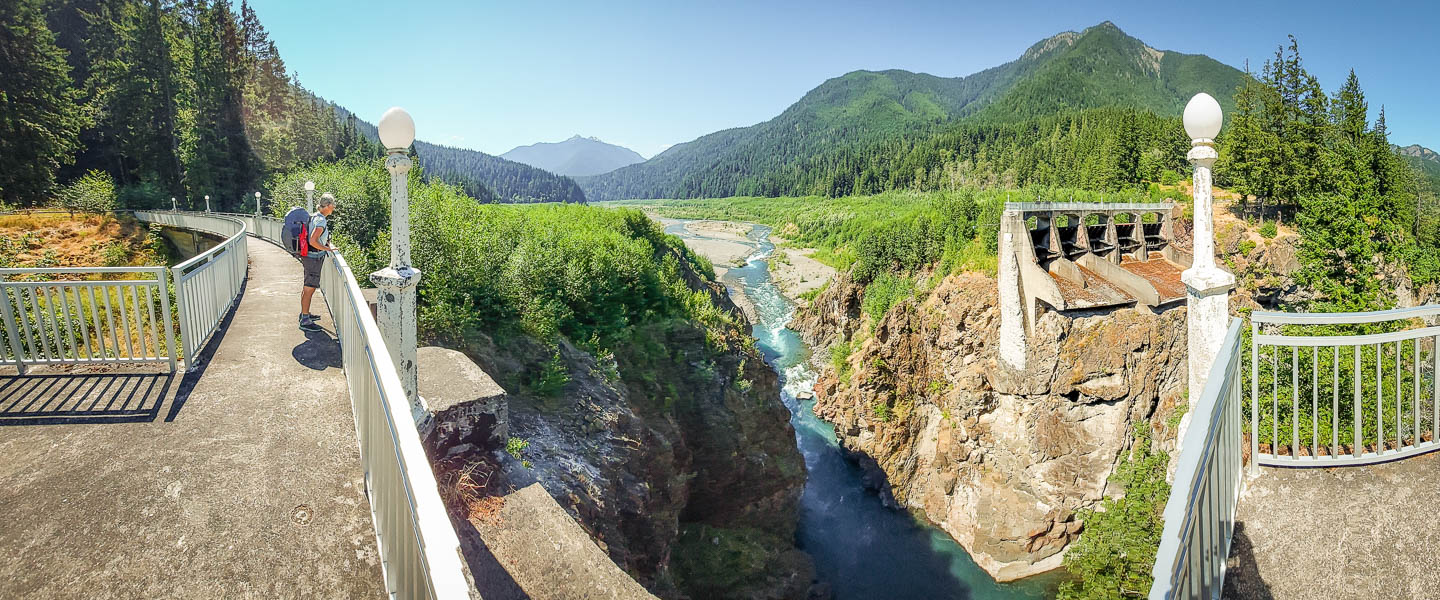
[652,215,837,321]
[767,243,835,305]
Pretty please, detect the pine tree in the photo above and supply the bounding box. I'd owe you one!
[0,0,88,205]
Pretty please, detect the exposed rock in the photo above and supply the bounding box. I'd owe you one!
[799,272,1187,581]
[446,250,812,599]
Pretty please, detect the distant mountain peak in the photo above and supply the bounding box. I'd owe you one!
[502,135,645,177]
[1398,144,1439,164]
[1022,30,1078,60]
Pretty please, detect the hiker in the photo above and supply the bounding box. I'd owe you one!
[299,193,337,332]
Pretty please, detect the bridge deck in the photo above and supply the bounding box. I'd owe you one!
[1224,453,1440,599]
[0,241,385,598]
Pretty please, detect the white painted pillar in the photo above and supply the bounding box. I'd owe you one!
[255,192,262,217]
[304,181,315,214]
[998,210,1027,370]
[1180,93,1235,416]
[371,108,423,422]
[204,195,211,213]
[171,197,177,211]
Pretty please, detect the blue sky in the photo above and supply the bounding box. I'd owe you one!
[247,0,1439,158]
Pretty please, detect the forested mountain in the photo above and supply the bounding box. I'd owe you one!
[332,106,586,203]
[502,135,646,177]
[1398,144,1440,196]
[577,21,1247,201]
[1,0,379,209]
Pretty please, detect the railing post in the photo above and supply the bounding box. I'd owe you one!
[173,265,194,370]
[1250,321,1258,474]
[157,268,177,373]
[0,276,27,375]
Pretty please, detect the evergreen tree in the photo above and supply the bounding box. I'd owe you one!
[0,0,88,205]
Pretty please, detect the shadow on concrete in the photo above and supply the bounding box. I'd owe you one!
[292,328,342,371]
[166,277,247,422]
[0,372,174,426]
[454,518,529,600]
[1222,521,1274,600]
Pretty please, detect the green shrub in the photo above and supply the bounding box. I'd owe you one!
[1058,426,1169,599]
[798,280,830,303]
[505,437,529,460]
[1159,170,1181,186]
[56,170,117,213]
[100,241,129,267]
[861,273,914,322]
[1259,220,1277,239]
[1238,239,1256,256]
[829,339,855,377]
[530,350,570,397]
[872,402,892,423]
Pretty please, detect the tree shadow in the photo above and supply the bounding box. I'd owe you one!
[0,371,174,426]
[292,327,342,371]
[1222,521,1274,599]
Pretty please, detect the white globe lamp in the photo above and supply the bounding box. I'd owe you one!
[304,180,315,192]
[378,107,415,151]
[1183,93,1223,142]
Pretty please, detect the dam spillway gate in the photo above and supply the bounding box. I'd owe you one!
[998,202,1193,331]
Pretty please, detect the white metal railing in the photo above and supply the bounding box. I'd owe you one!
[0,266,177,373]
[5,208,467,596]
[245,214,470,599]
[1250,306,1440,467]
[133,211,248,370]
[1151,317,1244,600]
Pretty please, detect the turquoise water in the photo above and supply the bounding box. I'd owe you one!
[666,221,1060,600]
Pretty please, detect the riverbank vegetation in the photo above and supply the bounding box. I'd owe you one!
[607,184,1180,282]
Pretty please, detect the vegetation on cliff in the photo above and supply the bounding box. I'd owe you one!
[270,158,810,599]
[1057,427,1169,599]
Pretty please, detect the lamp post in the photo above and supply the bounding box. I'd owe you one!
[204,195,211,213]
[304,180,316,214]
[171,197,177,211]
[370,107,424,421]
[255,191,262,217]
[1180,93,1235,419]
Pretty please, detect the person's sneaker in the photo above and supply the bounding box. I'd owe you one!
[299,319,323,332]
[302,313,320,323]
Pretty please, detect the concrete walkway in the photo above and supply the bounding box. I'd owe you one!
[0,241,384,598]
[1224,453,1440,599]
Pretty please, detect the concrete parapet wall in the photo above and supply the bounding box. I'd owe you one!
[417,346,509,456]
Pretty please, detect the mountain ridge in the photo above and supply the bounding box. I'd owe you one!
[333,104,586,203]
[578,21,1247,201]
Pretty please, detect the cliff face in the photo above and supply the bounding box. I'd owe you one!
[799,272,1188,580]
[452,249,813,600]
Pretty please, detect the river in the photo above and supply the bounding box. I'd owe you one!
[663,220,1061,600]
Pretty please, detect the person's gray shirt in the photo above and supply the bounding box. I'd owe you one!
[308,213,331,258]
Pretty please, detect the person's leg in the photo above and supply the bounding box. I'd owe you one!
[301,286,316,315]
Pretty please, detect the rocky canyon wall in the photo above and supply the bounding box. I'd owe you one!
[797,272,1189,580]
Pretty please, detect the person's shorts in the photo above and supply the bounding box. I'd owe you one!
[301,255,324,288]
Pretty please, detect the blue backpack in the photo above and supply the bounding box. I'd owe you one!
[282,207,311,257]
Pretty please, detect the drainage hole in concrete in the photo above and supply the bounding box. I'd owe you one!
[292,504,313,526]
